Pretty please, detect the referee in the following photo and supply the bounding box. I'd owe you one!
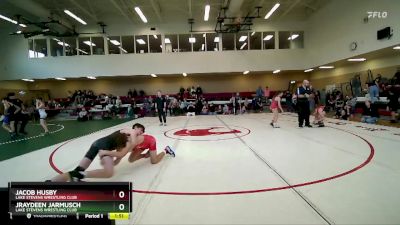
[296,80,312,128]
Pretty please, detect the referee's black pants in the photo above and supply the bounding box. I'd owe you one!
[297,101,310,127]
[157,108,166,123]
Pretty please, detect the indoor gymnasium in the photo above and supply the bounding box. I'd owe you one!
[0,0,400,224]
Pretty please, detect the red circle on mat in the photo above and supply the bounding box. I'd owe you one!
[49,126,374,195]
[164,125,251,141]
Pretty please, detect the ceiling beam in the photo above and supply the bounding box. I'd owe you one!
[119,0,141,23]
[69,0,98,21]
[279,0,301,19]
[188,0,192,18]
[109,0,135,23]
[85,0,99,21]
[150,0,162,22]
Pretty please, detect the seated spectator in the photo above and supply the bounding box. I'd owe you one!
[216,105,223,114]
[201,104,209,115]
[334,95,344,119]
[313,104,326,127]
[187,102,196,116]
[242,98,249,114]
[223,104,230,114]
[209,103,216,115]
[78,108,89,121]
[115,96,122,108]
[361,99,379,124]
[127,105,134,118]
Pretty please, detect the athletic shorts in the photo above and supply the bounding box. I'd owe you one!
[39,111,47,119]
[84,142,112,161]
[136,135,157,152]
[2,115,10,125]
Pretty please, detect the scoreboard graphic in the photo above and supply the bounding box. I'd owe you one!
[8,182,132,222]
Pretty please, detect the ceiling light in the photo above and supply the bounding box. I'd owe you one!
[288,34,299,40]
[183,73,187,77]
[53,38,61,42]
[265,3,280,19]
[204,5,210,21]
[64,10,87,25]
[57,41,70,47]
[136,39,146,45]
[151,74,157,78]
[189,37,196,43]
[239,35,247,42]
[153,35,158,39]
[83,41,96,46]
[214,37,219,42]
[251,32,255,36]
[290,80,296,84]
[87,76,96,80]
[240,42,247,50]
[347,58,366,62]
[393,46,400,50]
[110,40,120,46]
[55,78,66,81]
[243,71,250,74]
[134,7,148,23]
[165,38,171,44]
[19,24,27,27]
[16,31,22,34]
[263,35,273,41]
[273,70,280,74]
[0,14,17,24]
[304,69,314,72]
[21,79,34,82]
[319,66,334,69]
[76,48,88,54]
[119,47,128,53]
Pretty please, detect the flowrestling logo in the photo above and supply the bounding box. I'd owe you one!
[164,125,250,141]
[367,11,388,19]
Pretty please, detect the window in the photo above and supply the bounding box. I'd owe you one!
[92,37,104,55]
[64,37,77,56]
[236,32,248,51]
[249,32,261,50]
[192,33,206,52]
[108,36,121,54]
[149,34,162,53]
[29,39,47,58]
[121,36,134,54]
[206,33,219,51]
[165,35,178,53]
[279,31,304,49]
[49,38,64,57]
[262,32,275,49]
[179,34,192,52]
[222,33,235,51]
[78,37,91,55]
[135,35,148,54]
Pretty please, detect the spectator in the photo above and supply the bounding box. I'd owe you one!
[223,104,230,114]
[285,91,294,112]
[334,94,344,119]
[209,103,216,115]
[190,86,196,97]
[367,82,379,103]
[264,86,270,101]
[128,89,133,98]
[216,105,223,114]
[242,98,249,114]
[7,92,28,135]
[2,98,19,139]
[201,104,209,115]
[78,108,89,121]
[361,99,379,124]
[256,86,264,100]
[313,104,326,127]
[387,86,399,123]
[187,102,196,116]
[196,85,203,98]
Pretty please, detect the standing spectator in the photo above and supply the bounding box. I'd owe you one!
[190,86,196,97]
[7,93,28,135]
[264,86,270,102]
[296,80,312,128]
[195,99,203,115]
[367,81,379,103]
[256,86,264,100]
[361,99,379,124]
[284,91,294,112]
[127,89,133,98]
[36,97,49,134]
[155,91,167,126]
[2,98,19,139]
[387,86,399,123]
[196,85,203,98]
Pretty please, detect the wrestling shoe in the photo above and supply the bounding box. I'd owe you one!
[164,146,176,157]
[68,170,84,182]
